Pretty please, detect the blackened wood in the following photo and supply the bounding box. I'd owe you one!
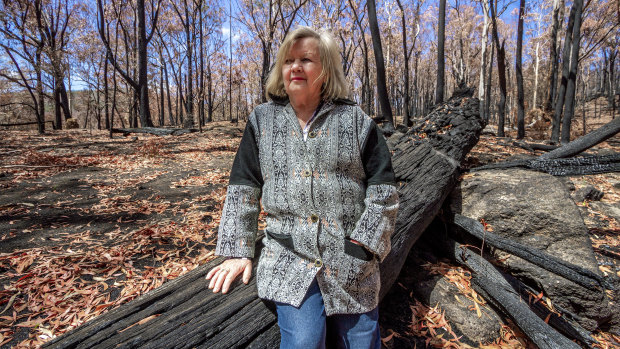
[0,121,55,127]
[560,0,584,144]
[541,117,620,159]
[380,90,485,299]
[445,238,581,349]
[42,255,277,349]
[452,214,612,290]
[511,141,559,152]
[472,153,620,176]
[503,272,598,347]
[551,3,576,143]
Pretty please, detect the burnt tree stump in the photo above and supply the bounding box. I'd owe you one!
[43,89,485,348]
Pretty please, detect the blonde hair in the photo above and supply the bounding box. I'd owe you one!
[265,26,349,101]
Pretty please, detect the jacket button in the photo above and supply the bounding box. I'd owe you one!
[301,169,312,177]
[310,214,319,223]
[308,131,317,138]
[314,258,323,268]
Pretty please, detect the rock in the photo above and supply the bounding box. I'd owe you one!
[403,239,504,346]
[589,201,620,222]
[413,275,503,346]
[572,185,604,202]
[558,177,576,191]
[449,168,614,331]
[481,125,496,136]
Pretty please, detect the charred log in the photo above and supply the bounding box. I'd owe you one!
[473,117,620,174]
[541,117,620,159]
[443,237,581,349]
[472,153,620,176]
[452,214,612,291]
[43,244,279,349]
[503,273,598,347]
[508,140,559,152]
[0,121,55,128]
[380,89,485,298]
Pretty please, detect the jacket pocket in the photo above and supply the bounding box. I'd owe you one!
[265,230,295,250]
[344,238,374,261]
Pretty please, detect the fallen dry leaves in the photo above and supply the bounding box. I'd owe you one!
[0,124,240,347]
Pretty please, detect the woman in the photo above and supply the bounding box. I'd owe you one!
[206,26,398,349]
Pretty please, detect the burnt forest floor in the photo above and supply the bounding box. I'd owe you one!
[0,115,619,348]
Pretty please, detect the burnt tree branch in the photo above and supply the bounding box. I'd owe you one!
[472,154,620,176]
[444,238,581,349]
[452,214,612,291]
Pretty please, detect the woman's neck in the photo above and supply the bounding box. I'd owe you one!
[289,94,321,125]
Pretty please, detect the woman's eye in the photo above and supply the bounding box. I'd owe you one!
[284,59,292,64]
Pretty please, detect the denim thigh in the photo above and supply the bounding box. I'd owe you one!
[327,307,381,349]
[275,279,327,349]
[275,279,380,349]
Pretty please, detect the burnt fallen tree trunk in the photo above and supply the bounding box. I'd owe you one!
[442,237,582,349]
[43,89,486,348]
[504,272,598,347]
[380,88,486,298]
[471,153,620,176]
[112,127,199,136]
[43,242,280,349]
[452,214,612,291]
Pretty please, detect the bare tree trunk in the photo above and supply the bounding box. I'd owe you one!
[478,0,490,122]
[367,0,394,130]
[35,49,45,134]
[544,0,564,112]
[104,51,110,130]
[435,0,446,105]
[606,49,617,119]
[159,64,165,126]
[516,0,526,139]
[348,0,372,115]
[206,59,213,123]
[136,0,155,127]
[561,0,584,144]
[485,39,494,124]
[490,0,507,137]
[198,0,205,131]
[552,4,576,143]
[533,41,540,109]
[229,0,233,122]
[396,0,412,127]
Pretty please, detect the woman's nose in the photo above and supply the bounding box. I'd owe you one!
[292,60,302,71]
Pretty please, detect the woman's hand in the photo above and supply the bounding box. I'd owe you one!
[206,258,252,294]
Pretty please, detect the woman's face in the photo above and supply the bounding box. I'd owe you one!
[282,37,324,101]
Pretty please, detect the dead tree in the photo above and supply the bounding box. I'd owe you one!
[43,89,486,349]
[97,0,161,128]
[367,0,395,131]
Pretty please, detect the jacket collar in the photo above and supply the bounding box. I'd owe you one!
[268,93,357,108]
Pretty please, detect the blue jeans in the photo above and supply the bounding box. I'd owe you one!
[275,279,381,349]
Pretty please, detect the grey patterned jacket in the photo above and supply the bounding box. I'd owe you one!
[215,97,399,315]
